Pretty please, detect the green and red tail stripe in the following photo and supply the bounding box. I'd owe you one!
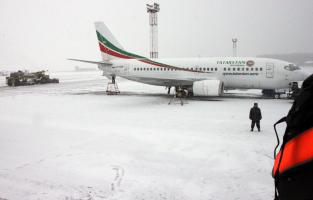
[96,31,209,74]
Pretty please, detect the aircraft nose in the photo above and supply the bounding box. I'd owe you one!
[299,69,310,81]
[289,69,308,83]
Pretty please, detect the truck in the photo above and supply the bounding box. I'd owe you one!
[6,70,59,86]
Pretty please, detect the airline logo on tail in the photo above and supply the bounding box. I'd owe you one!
[96,31,144,60]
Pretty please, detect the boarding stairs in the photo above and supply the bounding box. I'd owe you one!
[106,82,120,95]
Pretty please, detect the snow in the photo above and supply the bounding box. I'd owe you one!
[0,71,291,200]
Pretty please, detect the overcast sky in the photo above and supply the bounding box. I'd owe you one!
[0,0,312,70]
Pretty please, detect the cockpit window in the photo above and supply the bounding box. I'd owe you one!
[284,64,300,71]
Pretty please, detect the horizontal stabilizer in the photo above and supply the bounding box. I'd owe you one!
[68,58,112,65]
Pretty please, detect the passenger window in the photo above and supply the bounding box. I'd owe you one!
[246,68,249,71]
[215,68,217,71]
[255,68,258,71]
[233,68,236,71]
[207,68,210,71]
[223,68,226,71]
[260,68,263,71]
[251,68,253,71]
[237,68,240,71]
[228,68,231,71]
[211,68,214,71]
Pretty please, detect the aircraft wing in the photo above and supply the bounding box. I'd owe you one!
[68,58,112,65]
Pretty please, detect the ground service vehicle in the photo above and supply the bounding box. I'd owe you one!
[6,70,59,86]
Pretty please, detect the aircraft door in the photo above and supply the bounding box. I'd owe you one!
[266,63,274,78]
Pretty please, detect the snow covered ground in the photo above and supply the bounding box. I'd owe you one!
[0,71,292,200]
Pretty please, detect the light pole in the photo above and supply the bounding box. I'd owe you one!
[232,38,238,57]
[146,3,160,59]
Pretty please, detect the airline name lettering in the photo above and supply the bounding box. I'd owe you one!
[217,60,246,66]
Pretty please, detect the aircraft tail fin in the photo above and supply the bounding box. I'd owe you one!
[95,22,144,61]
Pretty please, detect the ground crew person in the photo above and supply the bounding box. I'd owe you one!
[249,102,262,132]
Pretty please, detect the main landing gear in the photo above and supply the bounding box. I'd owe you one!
[166,86,171,95]
[168,86,188,106]
[106,75,120,95]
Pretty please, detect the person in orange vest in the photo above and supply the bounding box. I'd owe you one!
[272,74,313,200]
[249,102,262,132]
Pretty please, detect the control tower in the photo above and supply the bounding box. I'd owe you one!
[146,3,160,59]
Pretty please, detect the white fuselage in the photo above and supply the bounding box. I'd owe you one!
[99,57,306,90]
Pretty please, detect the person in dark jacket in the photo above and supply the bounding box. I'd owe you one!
[249,103,262,132]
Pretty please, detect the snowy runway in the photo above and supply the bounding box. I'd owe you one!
[0,71,291,200]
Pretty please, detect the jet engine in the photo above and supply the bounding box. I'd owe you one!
[192,80,224,96]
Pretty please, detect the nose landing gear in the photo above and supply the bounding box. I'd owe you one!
[288,82,300,99]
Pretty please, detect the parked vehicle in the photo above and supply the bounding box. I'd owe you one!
[6,70,59,86]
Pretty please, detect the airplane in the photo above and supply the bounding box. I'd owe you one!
[69,22,307,97]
